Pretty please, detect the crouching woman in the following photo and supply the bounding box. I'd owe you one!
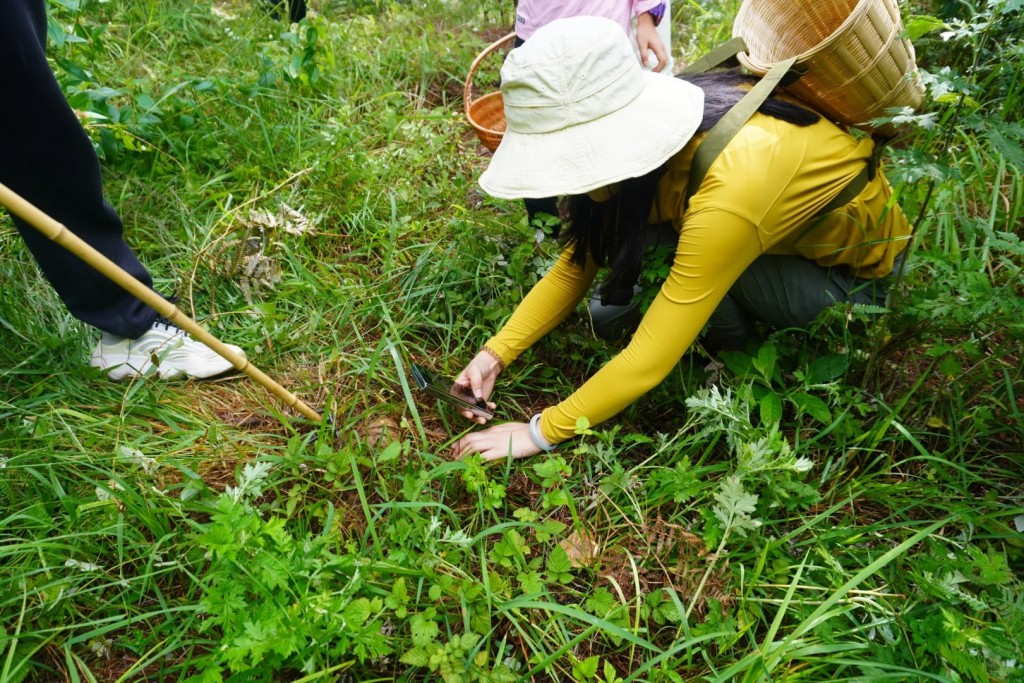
[455,16,910,461]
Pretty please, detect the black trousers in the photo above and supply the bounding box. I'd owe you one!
[0,0,157,338]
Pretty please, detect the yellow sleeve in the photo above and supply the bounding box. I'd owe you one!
[484,248,599,366]
[539,209,763,443]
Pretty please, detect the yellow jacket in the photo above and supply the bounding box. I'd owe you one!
[485,112,911,443]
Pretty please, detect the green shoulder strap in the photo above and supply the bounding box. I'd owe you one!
[678,36,747,76]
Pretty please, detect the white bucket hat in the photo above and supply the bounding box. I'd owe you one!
[478,15,705,200]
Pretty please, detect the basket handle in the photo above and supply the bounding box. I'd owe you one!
[464,32,517,119]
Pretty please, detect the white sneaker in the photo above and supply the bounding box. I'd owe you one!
[89,321,246,380]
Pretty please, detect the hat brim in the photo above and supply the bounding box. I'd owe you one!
[479,74,704,199]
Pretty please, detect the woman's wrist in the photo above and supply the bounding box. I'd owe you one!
[479,345,506,373]
[528,413,556,452]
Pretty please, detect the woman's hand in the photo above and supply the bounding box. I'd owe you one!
[636,13,668,73]
[454,422,541,461]
[454,350,502,424]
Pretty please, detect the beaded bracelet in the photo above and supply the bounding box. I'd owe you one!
[528,414,556,453]
[480,345,506,373]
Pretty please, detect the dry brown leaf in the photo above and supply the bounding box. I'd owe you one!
[560,529,601,568]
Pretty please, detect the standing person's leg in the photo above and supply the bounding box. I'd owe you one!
[264,0,307,22]
[0,0,156,339]
[0,0,244,379]
[705,254,890,351]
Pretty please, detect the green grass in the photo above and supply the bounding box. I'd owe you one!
[1,0,1021,681]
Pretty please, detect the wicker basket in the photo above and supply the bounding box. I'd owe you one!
[732,0,924,131]
[464,32,516,151]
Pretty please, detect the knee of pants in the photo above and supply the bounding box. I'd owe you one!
[727,255,852,331]
[706,293,755,352]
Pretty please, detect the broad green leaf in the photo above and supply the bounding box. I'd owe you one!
[513,507,539,522]
[719,350,752,376]
[792,392,832,425]
[968,546,1013,586]
[753,343,777,381]
[546,544,573,584]
[935,91,981,109]
[806,354,849,383]
[533,456,571,488]
[573,655,600,679]
[574,416,593,435]
[344,598,375,626]
[536,519,567,543]
[939,354,961,378]
[410,613,439,647]
[586,587,618,616]
[385,577,408,614]
[400,646,430,667]
[759,392,782,425]
[378,440,402,463]
[518,570,545,594]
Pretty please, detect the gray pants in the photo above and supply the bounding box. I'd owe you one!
[589,250,897,348]
[705,254,895,351]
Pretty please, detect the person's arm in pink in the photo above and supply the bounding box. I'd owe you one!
[635,1,668,72]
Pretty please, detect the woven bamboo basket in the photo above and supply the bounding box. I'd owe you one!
[732,0,924,131]
[464,32,516,151]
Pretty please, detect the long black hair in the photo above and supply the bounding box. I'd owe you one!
[562,70,821,302]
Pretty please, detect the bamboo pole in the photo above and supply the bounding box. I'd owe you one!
[0,181,323,424]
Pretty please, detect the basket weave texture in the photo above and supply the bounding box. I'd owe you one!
[464,32,516,151]
[732,0,924,130]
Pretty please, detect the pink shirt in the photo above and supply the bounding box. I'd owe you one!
[515,1,665,41]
